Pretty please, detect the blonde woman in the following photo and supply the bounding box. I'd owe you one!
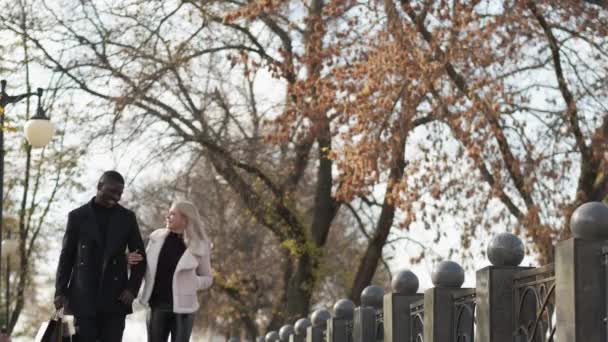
[128,201,212,342]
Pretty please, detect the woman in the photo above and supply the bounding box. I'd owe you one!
[129,201,213,342]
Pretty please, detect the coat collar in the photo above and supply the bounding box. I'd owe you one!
[85,197,124,254]
[148,228,198,269]
[87,196,124,212]
[149,228,176,242]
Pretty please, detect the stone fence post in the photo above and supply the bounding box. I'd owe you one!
[556,201,608,342]
[306,309,330,342]
[290,318,311,342]
[476,232,530,342]
[353,285,384,342]
[384,270,422,342]
[327,299,355,342]
[279,324,294,342]
[424,260,472,342]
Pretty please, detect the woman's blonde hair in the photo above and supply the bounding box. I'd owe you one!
[171,200,210,256]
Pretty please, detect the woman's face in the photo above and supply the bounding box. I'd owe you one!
[166,207,187,232]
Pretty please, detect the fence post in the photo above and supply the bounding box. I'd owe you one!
[476,232,529,342]
[556,202,608,342]
[353,285,384,342]
[280,324,295,342]
[424,260,470,342]
[291,318,311,342]
[327,299,355,342]
[384,270,422,342]
[307,309,330,342]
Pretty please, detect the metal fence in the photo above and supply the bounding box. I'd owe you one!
[513,264,555,342]
[410,299,424,342]
[255,202,608,342]
[453,289,476,342]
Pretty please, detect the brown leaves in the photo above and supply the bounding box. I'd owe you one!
[223,0,289,23]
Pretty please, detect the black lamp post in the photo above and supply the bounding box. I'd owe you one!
[0,79,54,330]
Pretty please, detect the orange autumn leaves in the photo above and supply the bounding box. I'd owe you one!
[222,0,608,262]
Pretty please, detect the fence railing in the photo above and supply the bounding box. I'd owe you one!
[258,202,608,342]
[453,289,476,342]
[410,299,424,342]
[513,264,555,342]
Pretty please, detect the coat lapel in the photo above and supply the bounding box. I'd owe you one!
[146,229,170,275]
[175,249,198,271]
[103,207,130,262]
[148,230,197,272]
[102,210,117,262]
[84,200,103,246]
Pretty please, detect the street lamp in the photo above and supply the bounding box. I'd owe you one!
[0,79,54,330]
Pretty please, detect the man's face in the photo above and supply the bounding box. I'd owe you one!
[96,181,124,208]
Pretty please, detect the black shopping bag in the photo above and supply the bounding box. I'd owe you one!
[38,309,74,342]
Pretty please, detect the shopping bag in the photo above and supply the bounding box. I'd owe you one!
[35,309,74,342]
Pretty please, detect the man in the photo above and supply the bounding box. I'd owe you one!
[54,171,146,342]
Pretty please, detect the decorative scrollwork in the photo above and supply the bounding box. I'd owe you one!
[375,311,384,342]
[453,289,476,342]
[410,300,424,342]
[513,264,556,342]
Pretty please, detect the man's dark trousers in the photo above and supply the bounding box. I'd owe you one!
[75,314,126,342]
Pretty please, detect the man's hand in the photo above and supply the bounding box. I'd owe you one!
[126,250,144,265]
[118,289,135,306]
[53,295,65,310]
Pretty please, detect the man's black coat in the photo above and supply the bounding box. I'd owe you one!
[54,198,146,317]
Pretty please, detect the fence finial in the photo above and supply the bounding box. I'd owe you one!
[360,285,384,310]
[279,324,295,342]
[391,269,419,294]
[431,260,464,287]
[311,309,331,329]
[333,299,355,320]
[571,201,608,240]
[487,232,525,266]
[294,318,311,336]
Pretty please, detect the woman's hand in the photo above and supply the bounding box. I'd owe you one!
[127,250,144,265]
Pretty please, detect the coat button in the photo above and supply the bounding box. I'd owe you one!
[113,260,117,265]
[80,262,84,265]
[114,277,118,281]
[81,245,86,249]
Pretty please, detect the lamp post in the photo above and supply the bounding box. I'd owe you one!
[0,79,54,330]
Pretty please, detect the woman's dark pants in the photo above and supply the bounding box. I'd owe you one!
[147,307,195,342]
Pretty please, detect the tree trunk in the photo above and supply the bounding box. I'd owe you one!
[349,128,407,304]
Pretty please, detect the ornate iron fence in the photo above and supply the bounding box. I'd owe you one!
[270,203,608,342]
[453,289,476,342]
[410,299,424,342]
[513,264,556,342]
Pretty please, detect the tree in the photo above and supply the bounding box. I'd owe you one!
[327,0,608,264]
